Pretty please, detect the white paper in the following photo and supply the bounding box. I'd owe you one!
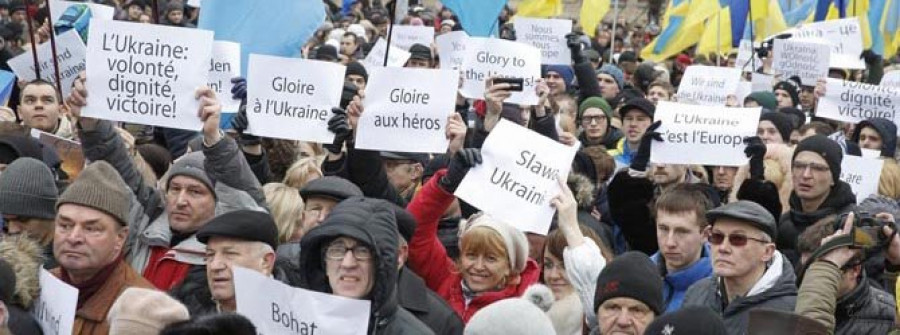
[735,39,761,71]
[840,155,883,203]
[881,70,900,88]
[772,39,830,86]
[513,18,572,65]
[50,0,115,22]
[246,54,343,143]
[734,81,753,105]
[651,101,761,166]
[32,269,77,335]
[208,41,241,113]
[792,17,865,69]
[187,0,202,7]
[233,267,371,335]
[455,119,578,235]
[388,25,435,51]
[363,38,411,68]
[751,72,775,93]
[7,29,85,97]
[675,65,741,106]
[83,20,213,131]
[355,67,457,153]
[459,37,542,105]
[815,78,900,128]
[435,30,468,70]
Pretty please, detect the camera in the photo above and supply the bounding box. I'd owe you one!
[833,211,892,250]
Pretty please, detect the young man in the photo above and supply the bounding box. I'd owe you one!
[608,97,654,166]
[18,80,74,140]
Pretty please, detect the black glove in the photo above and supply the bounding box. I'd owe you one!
[629,121,663,172]
[230,102,261,146]
[860,50,881,64]
[324,107,351,154]
[566,33,584,64]
[440,148,482,193]
[744,136,767,180]
[230,77,247,102]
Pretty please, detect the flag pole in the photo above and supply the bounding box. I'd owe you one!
[610,0,620,61]
[43,0,63,97]
[25,1,40,80]
[383,0,399,67]
[716,10,721,66]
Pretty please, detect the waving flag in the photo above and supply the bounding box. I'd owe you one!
[442,0,507,37]
[517,0,563,17]
[581,0,611,37]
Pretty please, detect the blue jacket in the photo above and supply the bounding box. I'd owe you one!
[651,244,714,313]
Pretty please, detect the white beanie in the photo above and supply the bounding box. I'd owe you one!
[107,287,190,335]
[465,213,530,274]
[465,284,555,335]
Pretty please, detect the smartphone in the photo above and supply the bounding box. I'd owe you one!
[494,77,524,92]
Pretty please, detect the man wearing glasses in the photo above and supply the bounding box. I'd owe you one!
[683,200,797,334]
[576,96,622,149]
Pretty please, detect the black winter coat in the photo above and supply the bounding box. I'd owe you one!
[778,181,856,266]
[397,268,463,335]
[834,278,896,335]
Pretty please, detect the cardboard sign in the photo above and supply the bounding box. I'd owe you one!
[792,17,865,69]
[675,65,741,106]
[31,129,84,179]
[455,119,578,234]
[355,67,457,153]
[881,70,900,88]
[459,37,542,105]
[7,29,85,97]
[32,269,77,335]
[735,39,761,71]
[815,78,900,127]
[233,267,371,335]
[772,39,830,86]
[208,41,241,113]
[363,38,411,68]
[83,20,213,131]
[50,0,115,22]
[513,18,572,65]
[651,101,761,166]
[246,54,344,143]
[435,30,468,70]
[388,25,435,51]
[841,155,883,203]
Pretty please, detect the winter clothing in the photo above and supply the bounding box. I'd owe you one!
[746,91,778,110]
[107,287,190,335]
[166,152,214,194]
[564,238,606,328]
[579,126,622,149]
[196,209,278,250]
[619,97,656,119]
[0,235,41,309]
[774,80,800,107]
[0,157,57,219]
[409,43,433,61]
[596,64,624,90]
[778,181,856,266]
[467,216,529,275]
[651,244,714,313]
[543,64,575,91]
[851,117,898,158]
[345,61,368,82]
[577,96,612,123]
[298,175,364,202]
[0,259,41,335]
[397,268,465,335]
[57,160,131,225]
[594,251,665,315]
[464,284,556,335]
[644,306,727,335]
[707,200,778,240]
[747,309,829,335]
[794,134,844,183]
[760,112,794,144]
[796,261,896,335]
[607,137,637,166]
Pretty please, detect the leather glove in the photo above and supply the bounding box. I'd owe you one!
[630,121,663,172]
[230,102,260,146]
[566,33,584,64]
[440,148,482,193]
[744,136,767,180]
[230,77,247,102]
[324,107,351,154]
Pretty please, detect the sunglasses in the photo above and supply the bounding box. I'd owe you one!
[707,231,770,247]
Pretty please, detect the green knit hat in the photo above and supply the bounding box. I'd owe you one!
[745,91,778,110]
[578,96,613,123]
[57,161,131,225]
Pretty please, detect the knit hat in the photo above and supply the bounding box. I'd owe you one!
[706,200,778,240]
[773,79,800,107]
[745,91,778,110]
[759,112,793,143]
[0,258,15,304]
[464,284,555,335]
[315,44,339,61]
[593,251,664,315]
[57,161,131,225]
[618,50,638,64]
[793,134,843,184]
[542,65,575,91]
[408,43,432,61]
[619,97,656,119]
[644,306,727,335]
[107,287,190,335]
[596,64,624,90]
[345,61,368,82]
[197,210,279,250]
[167,152,214,195]
[0,157,57,219]
[299,176,363,203]
[577,96,612,123]
[465,214,529,274]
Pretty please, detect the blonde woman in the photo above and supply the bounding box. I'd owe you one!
[262,183,304,243]
[282,157,323,190]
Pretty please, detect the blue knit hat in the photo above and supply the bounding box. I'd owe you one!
[542,65,574,91]
[596,64,624,90]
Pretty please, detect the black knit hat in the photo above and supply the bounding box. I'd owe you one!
[759,112,793,143]
[594,251,664,315]
[345,61,368,82]
[619,97,656,120]
[197,210,279,249]
[793,135,843,184]
[644,306,727,335]
[773,78,800,106]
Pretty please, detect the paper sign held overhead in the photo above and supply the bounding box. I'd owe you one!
[32,269,77,335]
[513,18,572,65]
[651,101,761,166]
[882,70,900,88]
[459,37,542,106]
[792,17,865,69]
[7,29,86,98]
[435,30,468,70]
[208,41,241,113]
[735,39,761,71]
[772,39,830,86]
[388,25,435,51]
[841,155,883,203]
[51,0,115,23]
[455,119,578,235]
[815,78,900,129]
[675,65,741,106]
[363,38,412,68]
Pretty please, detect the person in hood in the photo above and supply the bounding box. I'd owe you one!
[849,118,900,199]
[577,96,621,149]
[0,157,57,268]
[683,201,797,334]
[18,79,75,140]
[298,197,434,334]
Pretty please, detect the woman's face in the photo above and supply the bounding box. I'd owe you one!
[542,250,574,300]
[461,248,510,293]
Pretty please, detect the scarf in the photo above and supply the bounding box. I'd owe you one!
[60,255,123,308]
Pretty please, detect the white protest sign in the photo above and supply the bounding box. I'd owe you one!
[455,119,578,234]
[735,39,761,70]
[246,54,343,143]
[792,17,865,69]
[815,78,900,127]
[356,67,456,153]
[50,0,115,22]
[83,19,213,131]
[881,70,900,88]
[363,38,411,68]
[435,30,468,70]
[32,269,77,335]
[772,39,830,86]
[233,267,371,335]
[675,65,741,106]
[651,101,761,166]
[388,25,435,51]
[208,41,241,113]
[460,37,542,105]
[187,0,201,7]
[751,72,775,93]
[514,18,572,65]
[7,29,85,97]
[734,81,752,104]
[840,155,883,203]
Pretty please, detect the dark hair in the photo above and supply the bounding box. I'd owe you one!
[544,224,611,266]
[137,143,172,180]
[342,31,359,44]
[655,184,713,229]
[19,79,60,103]
[799,121,835,137]
[160,313,257,335]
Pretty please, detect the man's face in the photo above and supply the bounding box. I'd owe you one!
[299,196,338,237]
[656,210,704,272]
[597,73,620,100]
[19,83,61,133]
[166,176,216,234]
[127,5,143,20]
[325,236,375,299]
[774,89,793,108]
[346,75,366,92]
[2,215,53,244]
[10,10,24,24]
[646,86,669,104]
[340,35,357,56]
[708,219,774,279]
[858,126,883,152]
[405,58,431,68]
[167,10,184,24]
[206,237,273,305]
[757,120,784,145]
[384,159,420,191]
[713,166,738,191]
[597,297,655,335]
[53,204,127,280]
[791,151,833,204]
[545,72,566,96]
[620,61,637,78]
[622,110,652,144]
[581,108,608,140]
[650,164,684,186]
[799,88,816,110]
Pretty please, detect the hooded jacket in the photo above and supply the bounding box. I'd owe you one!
[778,181,856,266]
[0,235,43,335]
[298,197,434,335]
[651,243,714,313]
[851,118,898,158]
[796,261,896,335]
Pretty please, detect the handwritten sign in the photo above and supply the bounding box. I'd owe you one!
[7,29,85,97]
[363,38,411,68]
[840,155,883,203]
[459,37,541,105]
[514,18,572,65]
[388,25,434,51]
[435,30,468,70]
[32,269,77,335]
[792,17,865,69]
[675,65,741,106]
[735,39,761,71]
[208,41,241,113]
[651,101,761,166]
[772,39,830,86]
[815,78,900,128]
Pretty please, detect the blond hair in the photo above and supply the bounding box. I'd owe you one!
[283,157,323,189]
[262,183,304,243]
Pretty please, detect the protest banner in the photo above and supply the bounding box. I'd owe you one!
[32,269,77,335]
[435,30,468,70]
[651,101,761,166]
[459,37,541,105]
[50,0,115,22]
[734,81,752,105]
[840,155,883,203]
[675,65,741,106]
[355,67,457,153]
[363,38,411,68]
[388,25,434,51]
[83,19,213,131]
[882,70,900,88]
[7,29,85,97]
[233,266,370,335]
[815,78,900,128]
[246,54,343,143]
[751,72,775,93]
[31,129,85,179]
[455,119,578,235]
[735,39,761,71]
[208,41,241,114]
[792,17,865,69]
[513,18,572,65]
[772,39,830,86]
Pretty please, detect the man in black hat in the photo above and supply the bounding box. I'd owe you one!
[345,61,368,92]
[593,251,664,335]
[608,97,655,167]
[314,44,339,62]
[297,176,364,238]
[406,43,433,68]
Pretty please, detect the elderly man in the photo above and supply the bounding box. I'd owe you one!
[593,251,664,335]
[18,79,74,140]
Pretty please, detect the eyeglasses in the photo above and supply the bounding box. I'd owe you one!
[792,161,830,174]
[707,231,770,247]
[324,243,373,261]
[582,115,607,125]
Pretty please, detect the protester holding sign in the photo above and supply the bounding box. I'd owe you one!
[608,97,655,166]
[847,118,900,200]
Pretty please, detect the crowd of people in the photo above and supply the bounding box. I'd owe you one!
[0,0,899,334]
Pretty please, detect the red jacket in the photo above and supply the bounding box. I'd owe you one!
[407,169,541,323]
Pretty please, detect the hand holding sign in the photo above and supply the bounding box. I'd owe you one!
[446,113,467,156]
[440,148,483,193]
